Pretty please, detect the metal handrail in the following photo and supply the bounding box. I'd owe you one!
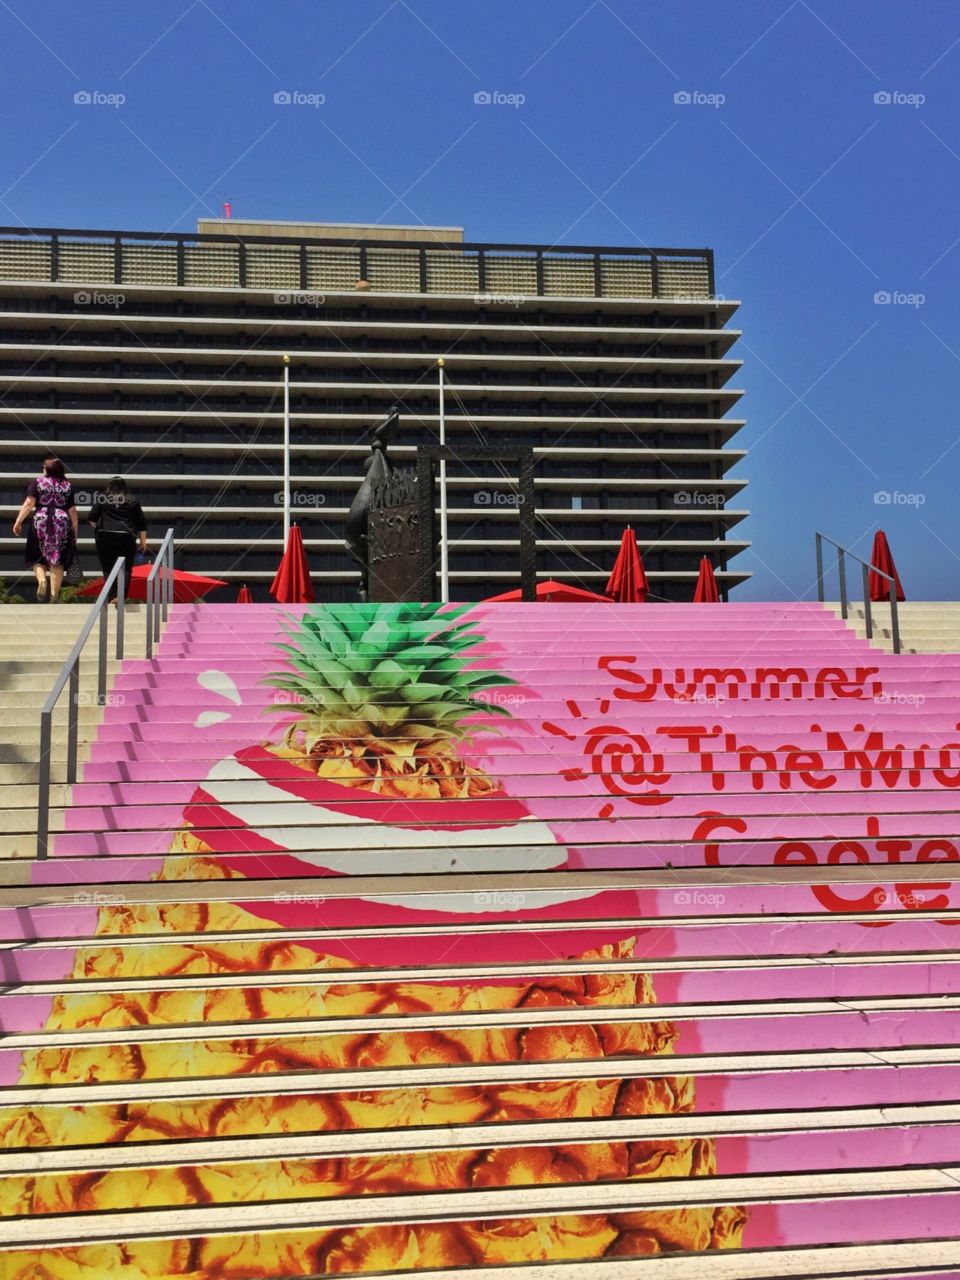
[145,528,175,659]
[36,556,126,858]
[815,531,901,654]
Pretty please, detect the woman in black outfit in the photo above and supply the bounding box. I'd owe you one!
[88,477,147,601]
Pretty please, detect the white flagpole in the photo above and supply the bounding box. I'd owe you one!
[438,358,450,603]
[282,354,291,546]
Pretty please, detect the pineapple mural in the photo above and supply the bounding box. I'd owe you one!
[1,604,746,1274]
[264,602,515,799]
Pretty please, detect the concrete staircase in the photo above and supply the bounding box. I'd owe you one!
[831,600,960,653]
[0,605,148,859]
[3,600,960,1276]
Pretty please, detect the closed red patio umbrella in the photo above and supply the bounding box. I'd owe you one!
[77,565,227,603]
[484,579,610,602]
[605,527,649,603]
[270,525,314,604]
[693,556,721,603]
[236,584,253,603]
[869,529,905,602]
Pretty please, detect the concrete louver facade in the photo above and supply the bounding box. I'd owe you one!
[0,220,748,600]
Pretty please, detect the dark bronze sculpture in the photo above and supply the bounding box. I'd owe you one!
[344,404,401,600]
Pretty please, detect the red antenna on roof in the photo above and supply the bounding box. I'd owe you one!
[223,201,232,219]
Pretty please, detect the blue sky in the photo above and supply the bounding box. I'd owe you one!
[3,1,959,600]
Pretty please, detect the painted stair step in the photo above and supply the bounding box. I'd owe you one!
[33,838,960,877]
[10,919,960,983]
[56,789,960,834]
[374,1245,960,1279]
[7,947,960,993]
[7,885,960,946]
[7,1119,960,1221]
[3,1101,960,1177]
[89,703,960,728]
[46,815,960,861]
[5,1050,960,1133]
[8,958,960,1034]
[6,956,960,1032]
[72,756,960,790]
[81,739,960,770]
[59,768,960,806]
[2,1168,960,1256]
[102,681,960,705]
[5,1003,960,1088]
[88,701,960,728]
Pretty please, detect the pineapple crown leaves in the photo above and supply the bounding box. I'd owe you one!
[262,603,519,740]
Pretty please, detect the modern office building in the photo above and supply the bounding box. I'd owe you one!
[0,219,748,599]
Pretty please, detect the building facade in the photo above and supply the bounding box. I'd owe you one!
[0,220,747,599]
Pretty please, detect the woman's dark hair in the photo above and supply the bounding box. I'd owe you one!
[43,456,66,480]
[105,476,129,498]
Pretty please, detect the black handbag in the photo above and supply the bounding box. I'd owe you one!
[65,554,84,588]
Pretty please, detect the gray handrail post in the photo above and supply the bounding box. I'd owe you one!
[37,710,52,857]
[146,569,153,660]
[837,547,848,619]
[97,592,108,706]
[145,528,175,660]
[815,533,825,603]
[116,560,125,659]
[861,564,873,640]
[890,579,902,655]
[67,661,79,785]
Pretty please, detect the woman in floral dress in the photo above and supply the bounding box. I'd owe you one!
[12,457,78,602]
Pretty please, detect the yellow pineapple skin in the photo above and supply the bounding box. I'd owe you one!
[0,785,747,1271]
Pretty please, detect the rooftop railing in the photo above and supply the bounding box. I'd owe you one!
[0,225,716,302]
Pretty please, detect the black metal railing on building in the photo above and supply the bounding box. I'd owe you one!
[0,225,716,302]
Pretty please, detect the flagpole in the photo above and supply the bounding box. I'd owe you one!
[438,358,450,603]
[282,354,291,546]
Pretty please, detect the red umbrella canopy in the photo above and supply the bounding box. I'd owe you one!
[270,525,315,604]
[605,527,649,603]
[869,529,905,602]
[484,579,610,603]
[236,585,253,603]
[76,564,226,603]
[693,556,721,603]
